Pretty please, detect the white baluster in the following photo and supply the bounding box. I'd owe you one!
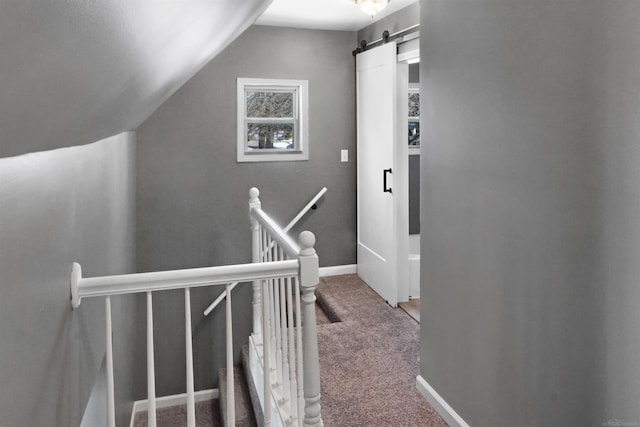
[298,232,322,427]
[279,247,291,408]
[286,277,298,422]
[270,284,278,394]
[105,296,116,427]
[185,288,196,427]
[250,188,262,336]
[267,238,278,384]
[272,245,283,395]
[262,279,272,426]
[262,229,268,262]
[294,277,304,422]
[147,292,157,427]
[226,283,235,426]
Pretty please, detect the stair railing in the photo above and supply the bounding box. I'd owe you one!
[202,186,326,317]
[69,187,322,427]
[248,187,323,427]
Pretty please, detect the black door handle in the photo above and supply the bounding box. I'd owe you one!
[383,168,392,193]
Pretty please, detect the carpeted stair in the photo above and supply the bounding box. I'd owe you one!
[132,367,256,427]
[218,364,257,426]
[132,399,221,427]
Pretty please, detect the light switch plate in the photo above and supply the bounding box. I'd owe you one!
[341,149,348,162]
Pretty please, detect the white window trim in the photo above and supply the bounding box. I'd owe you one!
[237,78,309,162]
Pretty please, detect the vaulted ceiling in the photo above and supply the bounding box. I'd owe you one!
[0,0,417,158]
[0,0,272,157]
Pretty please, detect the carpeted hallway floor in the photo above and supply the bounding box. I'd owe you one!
[315,274,448,427]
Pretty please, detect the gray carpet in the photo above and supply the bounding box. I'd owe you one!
[133,274,447,426]
[219,366,257,426]
[132,400,220,427]
[315,274,448,427]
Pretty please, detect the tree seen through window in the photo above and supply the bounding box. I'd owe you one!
[246,90,296,149]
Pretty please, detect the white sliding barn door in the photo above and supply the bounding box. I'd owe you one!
[356,42,401,307]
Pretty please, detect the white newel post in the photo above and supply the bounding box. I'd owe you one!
[298,231,323,427]
[249,187,262,336]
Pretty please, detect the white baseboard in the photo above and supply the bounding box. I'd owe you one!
[129,389,219,427]
[416,375,470,427]
[319,264,357,277]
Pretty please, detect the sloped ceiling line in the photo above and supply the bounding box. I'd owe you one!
[0,0,273,158]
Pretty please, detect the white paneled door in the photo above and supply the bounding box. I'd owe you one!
[356,42,401,307]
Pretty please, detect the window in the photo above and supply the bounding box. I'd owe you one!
[237,78,309,162]
[408,88,420,152]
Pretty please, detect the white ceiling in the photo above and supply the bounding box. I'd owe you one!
[257,0,419,31]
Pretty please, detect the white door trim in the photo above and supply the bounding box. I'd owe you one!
[395,59,410,303]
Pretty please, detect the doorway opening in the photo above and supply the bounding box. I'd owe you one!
[401,59,421,322]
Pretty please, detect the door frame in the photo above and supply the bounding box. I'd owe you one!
[396,48,420,301]
[395,58,410,304]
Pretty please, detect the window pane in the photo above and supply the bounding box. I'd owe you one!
[246,123,295,150]
[408,121,420,146]
[246,90,294,118]
[408,92,420,117]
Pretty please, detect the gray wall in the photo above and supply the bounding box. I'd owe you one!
[0,1,271,158]
[420,1,640,426]
[136,25,357,393]
[409,154,420,235]
[0,133,140,427]
[409,62,420,235]
[357,2,419,45]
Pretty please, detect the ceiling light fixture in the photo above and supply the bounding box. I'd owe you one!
[355,0,390,17]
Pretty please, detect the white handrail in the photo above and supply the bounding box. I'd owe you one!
[203,282,239,316]
[203,187,327,318]
[70,260,298,308]
[284,187,327,233]
[251,207,300,258]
